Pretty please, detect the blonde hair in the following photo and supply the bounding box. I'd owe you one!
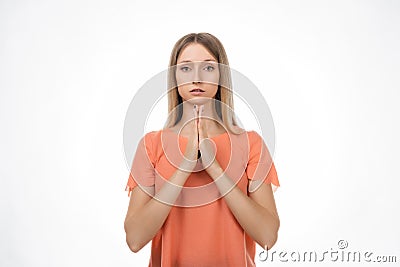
[164,32,242,135]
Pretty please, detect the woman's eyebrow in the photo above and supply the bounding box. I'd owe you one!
[178,59,217,63]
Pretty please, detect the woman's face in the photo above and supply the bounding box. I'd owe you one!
[175,43,219,105]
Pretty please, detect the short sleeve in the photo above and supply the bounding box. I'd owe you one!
[246,131,280,192]
[124,132,156,197]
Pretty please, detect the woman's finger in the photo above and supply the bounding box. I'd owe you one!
[198,107,203,140]
[199,105,207,139]
[193,104,199,149]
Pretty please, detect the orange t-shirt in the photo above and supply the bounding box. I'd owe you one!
[125,128,280,266]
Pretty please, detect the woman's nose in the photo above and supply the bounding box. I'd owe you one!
[192,66,201,83]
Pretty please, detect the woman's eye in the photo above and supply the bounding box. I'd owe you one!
[180,66,190,72]
[204,65,215,71]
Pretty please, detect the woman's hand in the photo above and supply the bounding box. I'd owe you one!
[197,105,223,178]
[181,105,200,172]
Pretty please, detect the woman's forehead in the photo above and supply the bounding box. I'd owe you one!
[177,43,217,63]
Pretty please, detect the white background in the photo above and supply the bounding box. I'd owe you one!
[1,0,399,266]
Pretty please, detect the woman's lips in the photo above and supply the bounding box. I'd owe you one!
[190,91,204,96]
[190,88,205,96]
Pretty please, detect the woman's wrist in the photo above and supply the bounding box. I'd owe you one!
[206,163,224,180]
[178,160,196,175]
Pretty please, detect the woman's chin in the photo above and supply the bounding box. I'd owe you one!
[185,96,213,106]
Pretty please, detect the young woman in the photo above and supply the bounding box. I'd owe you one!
[124,32,280,266]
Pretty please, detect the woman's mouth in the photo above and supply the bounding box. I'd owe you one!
[190,88,205,96]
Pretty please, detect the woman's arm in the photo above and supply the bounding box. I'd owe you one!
[124,166,191,253]
[125,107,200,253]
[208,167,280,251]
[124,107,199,252]
[197,108,279,249]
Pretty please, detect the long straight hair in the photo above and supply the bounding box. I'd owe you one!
[164,32,242,134]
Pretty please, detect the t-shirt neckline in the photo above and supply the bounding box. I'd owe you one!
[164,128,229,140]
